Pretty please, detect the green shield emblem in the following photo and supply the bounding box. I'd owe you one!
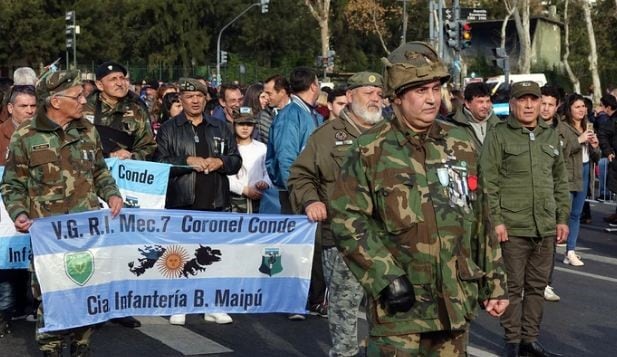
[259,254,282,277]
[64,251,94,286]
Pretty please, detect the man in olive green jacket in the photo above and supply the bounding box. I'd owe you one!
[480,81,570,357]
[448,82,501,150]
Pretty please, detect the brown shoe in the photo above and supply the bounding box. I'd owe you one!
[603,213,617,223]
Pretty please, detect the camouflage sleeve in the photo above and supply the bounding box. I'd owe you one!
[0,131,30,221]
[479,129,504,227]
[91,129,122,201]
[475,188,508,301]
[130,106,156,161]
[288,136,321,214]
[329,144,406,298]
[552,136,571,225]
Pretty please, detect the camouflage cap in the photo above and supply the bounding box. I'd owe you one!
[347,72,384,90]
[382,41,450,97]
[178,78,208,96]
[234,106,257,124]
[36,70,82,100]
[510,81,541,99]
[95,61,127,80]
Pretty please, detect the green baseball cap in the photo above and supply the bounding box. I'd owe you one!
[178,78,208,96]
[510,81,541,99]
[347,72,383,90]
[36,70,82,100]
[234,107,257,124]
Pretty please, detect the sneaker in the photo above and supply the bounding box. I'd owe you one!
[25,314,37,322]
[604,213,617,223]
[204,313,232,324]
[544,286,560,302]
[563,251,584,266]
[169,314,186,325]
[309,303,328,318]
[287,313,306,321]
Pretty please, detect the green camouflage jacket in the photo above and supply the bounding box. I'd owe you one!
[480,116,570,237]
[329,110,507,336]
[83,91,156,160]
[288,107,365,248]
[0,111,121,220]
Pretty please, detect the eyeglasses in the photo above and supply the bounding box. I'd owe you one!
[55,92,85,101]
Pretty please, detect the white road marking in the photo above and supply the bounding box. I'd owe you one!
[136,316,233,355]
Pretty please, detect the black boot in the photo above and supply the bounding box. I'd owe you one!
[110,316,141,328]
[503,342,519,357]
[70,342,91,357]
[0,311,11,338]
[519,341,563,357]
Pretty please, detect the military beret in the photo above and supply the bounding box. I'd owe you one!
[95,61,127,80]
[347,72,384,90]
[36,70,82,100]
[510,81,541,99]
[178,78,208,96]
[234,107,257,124]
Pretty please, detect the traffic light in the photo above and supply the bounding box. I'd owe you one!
[260,0,269,13]
[220,51,228,65]
[445,20,459,50]
[492,47,509,72]
[65,11,75,49]
[327,50,335,67]
[460,22,472,49]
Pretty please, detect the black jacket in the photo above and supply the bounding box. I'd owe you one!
[598,111,617,193]
[154,112,242,209]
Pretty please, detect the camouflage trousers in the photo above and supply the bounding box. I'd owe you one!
[230,193,259,213]
[367,329,469,357]
[322,247,365,357]
[31,264,94,353]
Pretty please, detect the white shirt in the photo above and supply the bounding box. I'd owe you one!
[228,140,271,195]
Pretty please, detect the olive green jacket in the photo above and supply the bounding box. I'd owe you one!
[448,106,501,150]
[288,108,365,248]
[329,109,507,336]
[557,119,600,192]
[480,116,570,237]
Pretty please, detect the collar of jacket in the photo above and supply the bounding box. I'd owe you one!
[90,91,128,114]
[337,107,367,137]
[506,114,548,131]
[391,104,446,147]
[30,111,86,132]
[291,94,314,113]
[172,111,215,128]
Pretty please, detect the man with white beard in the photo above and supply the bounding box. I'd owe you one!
[288,72,384,357]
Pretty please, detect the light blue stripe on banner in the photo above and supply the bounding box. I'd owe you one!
[31,209,316,256]
[39,277,309,332]
[106,159,171,196]
[0,235,31,269]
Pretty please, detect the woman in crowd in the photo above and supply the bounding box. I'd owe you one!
[559,93,601,266]
[242,83,268,116]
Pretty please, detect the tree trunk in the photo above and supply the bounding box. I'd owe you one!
[562,0,580,93]
[305,0,331,67]
[372,2,390,55]
[501,0,518,49]
[583,0,602,101]
[513,0,532,73]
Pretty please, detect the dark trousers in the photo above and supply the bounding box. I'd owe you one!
[279,190,326,306]
[500,235,553,343]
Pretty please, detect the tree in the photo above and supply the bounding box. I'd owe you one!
[343,0,401,54]
[562,0,581,93]
[582,0,601,100]
[304,0,331,71]
[513,0,532,73]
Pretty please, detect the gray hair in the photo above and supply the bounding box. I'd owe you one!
[13,67,37,86]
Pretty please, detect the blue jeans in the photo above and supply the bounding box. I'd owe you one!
[567,162,590,252]
[598,158,609,198]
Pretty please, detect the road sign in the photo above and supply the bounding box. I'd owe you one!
[442,8,487,22]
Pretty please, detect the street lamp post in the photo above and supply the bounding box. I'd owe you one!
[216,0,269,85]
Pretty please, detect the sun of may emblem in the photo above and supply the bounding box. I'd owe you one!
[156,245,190,278]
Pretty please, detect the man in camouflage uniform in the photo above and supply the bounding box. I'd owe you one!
[480,81,570,357]
[329,42,509,356]
[289,72,385,357]
[0,70,123,356]
[83,61,155,161]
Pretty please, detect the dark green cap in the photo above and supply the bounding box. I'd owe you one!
[510,81,541,99]
[36,70,82,100]
[347,72,383,90]
[178,78,208,96]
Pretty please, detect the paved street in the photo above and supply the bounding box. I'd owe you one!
[3,201,617,356]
